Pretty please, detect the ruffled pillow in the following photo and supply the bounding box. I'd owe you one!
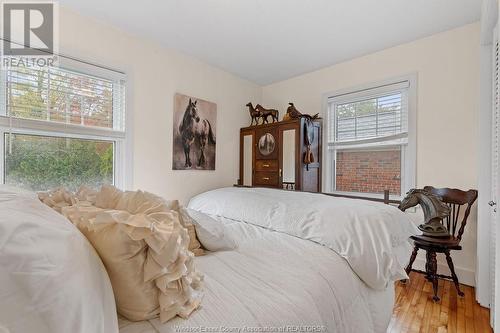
[40,187,205,257]
[39,185,203,323]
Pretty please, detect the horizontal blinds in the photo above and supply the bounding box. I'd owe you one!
[328,81,409,145]
[0,61,125,137]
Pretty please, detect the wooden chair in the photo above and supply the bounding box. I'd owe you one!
[405,186,478,302]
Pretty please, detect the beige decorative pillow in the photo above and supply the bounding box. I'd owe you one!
[186,224,204,256]
[42,185,203,323]
[38,187,76,213]
[40,187,205,257]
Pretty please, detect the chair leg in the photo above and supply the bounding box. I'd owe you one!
[424,250,432,281]
[445,250,465,297]
[428,251,440,302]
[401,246,419,284]
[406,247,418,276]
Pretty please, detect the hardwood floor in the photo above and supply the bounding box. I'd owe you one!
[388,272,492,333]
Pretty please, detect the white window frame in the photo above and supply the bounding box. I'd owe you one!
[0,55,131,190]
[322,74,417,200]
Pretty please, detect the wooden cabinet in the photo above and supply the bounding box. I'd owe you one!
[239,119,322,192]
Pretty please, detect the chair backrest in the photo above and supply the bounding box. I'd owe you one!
[423,186,478,241]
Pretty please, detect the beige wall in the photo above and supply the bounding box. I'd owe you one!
[59,7,261,204]
[262,23,480,284]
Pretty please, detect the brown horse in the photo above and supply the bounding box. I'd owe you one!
[179,98,216,168]
[246,102,260,126]
[255,104,279,123]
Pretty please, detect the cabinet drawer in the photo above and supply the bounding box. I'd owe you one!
[255,160,278,172]
[254,171,279,186]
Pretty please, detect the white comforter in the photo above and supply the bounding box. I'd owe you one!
[0,186,118,333]
[120,187,418,333]
[189,187,418,290]
[120,215,394,333]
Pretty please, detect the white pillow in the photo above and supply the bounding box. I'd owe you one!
[0,189,118,333]
[183,208,237,251]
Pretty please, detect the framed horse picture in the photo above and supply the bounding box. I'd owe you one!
[173,93,217,170]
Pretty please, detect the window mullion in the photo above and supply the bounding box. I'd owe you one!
[0,129,4,185]
[0,70,7,117]
[354,103,357,139]
[47,68,51,121]
[401,145,407,195]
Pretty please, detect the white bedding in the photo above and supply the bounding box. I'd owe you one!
[0,186,118,333]
[189,187,418,290]
[119,186,419,333]
[0,185,414,333]
[120,217,394,333]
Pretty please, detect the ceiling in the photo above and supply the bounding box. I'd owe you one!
[59,0,481,85]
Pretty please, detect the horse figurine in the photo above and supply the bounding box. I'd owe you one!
[179,98,216,168]
[246,102,261,126]
[255,104,279,124]
[285,102,319,121]
[399,189,451,237]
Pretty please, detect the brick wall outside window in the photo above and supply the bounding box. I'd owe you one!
[335,149,401,195]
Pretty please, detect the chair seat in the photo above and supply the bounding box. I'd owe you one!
[410,235,462,251]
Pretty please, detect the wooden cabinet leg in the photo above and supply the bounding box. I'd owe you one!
[428,251,440,302]
[445,250,465,297]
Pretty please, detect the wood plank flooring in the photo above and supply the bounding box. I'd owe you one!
[388,272,492,333]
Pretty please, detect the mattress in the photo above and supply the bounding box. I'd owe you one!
[118,215,395,333]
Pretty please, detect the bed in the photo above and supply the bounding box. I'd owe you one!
[119,187,418,333]
[0,186,418,333]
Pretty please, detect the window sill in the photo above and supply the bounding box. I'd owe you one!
[325,190,402,202]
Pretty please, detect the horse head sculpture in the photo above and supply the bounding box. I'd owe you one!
[399,189,451,237]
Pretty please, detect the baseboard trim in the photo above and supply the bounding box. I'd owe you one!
[412,257,475,287]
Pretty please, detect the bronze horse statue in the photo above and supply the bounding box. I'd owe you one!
[179,98,216,168]
[255,104,279,123]
[246,102,260,126]
[399,189,451,237]
[286,102,319,120]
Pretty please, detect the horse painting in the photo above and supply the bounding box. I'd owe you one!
[174,94,217,170]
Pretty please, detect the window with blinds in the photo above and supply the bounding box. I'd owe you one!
[0,57,127,191]
[334,93,404,142]
[2,65,125,131]
[326,79,414,197]
[329,81,409,145]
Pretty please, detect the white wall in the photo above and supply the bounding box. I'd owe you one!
[58,7,262,204]
[262,23,481,285]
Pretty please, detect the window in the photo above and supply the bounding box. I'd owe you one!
[0,57,127,191]
[326,78,415,198]
[6,66,118,129]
